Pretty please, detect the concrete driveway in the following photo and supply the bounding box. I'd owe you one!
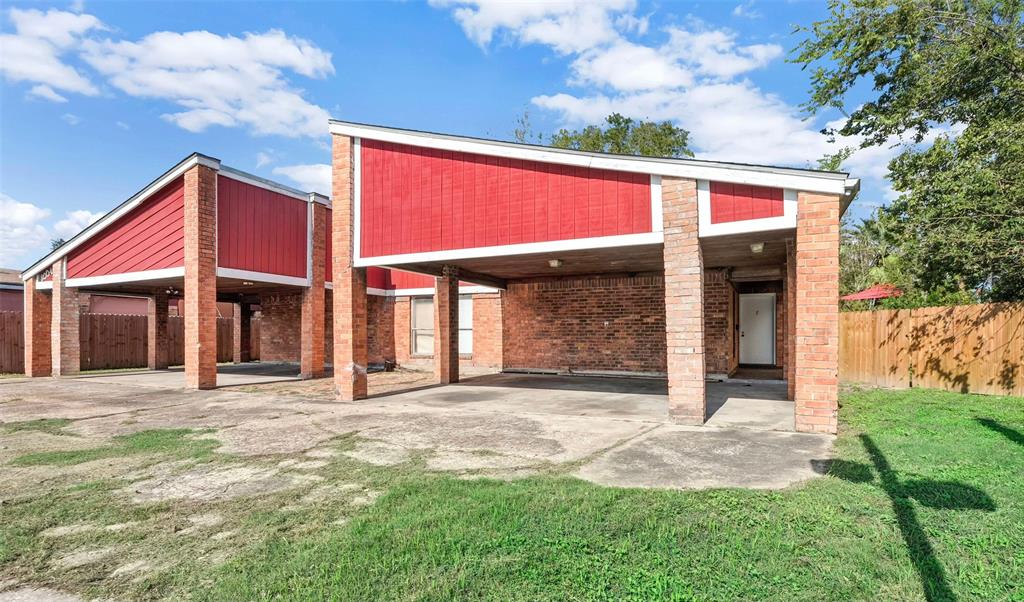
[0,368,833,490]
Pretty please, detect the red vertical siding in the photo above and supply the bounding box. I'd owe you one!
[67,177,185,278]
[359,140,652,258]
[710,181,784,224]
[217,176,308,278]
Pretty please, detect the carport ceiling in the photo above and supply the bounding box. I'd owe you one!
[392,243,665,282]
[701,230,791,268]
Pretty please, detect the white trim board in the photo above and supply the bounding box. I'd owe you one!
[353,231,664,268]
[366,285,498,297]
[216,268,308,288]
[697,180,797,238]
[330,121,857,196]
[64,267,186,288]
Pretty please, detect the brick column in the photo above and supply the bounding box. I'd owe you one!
[148,290,169,370]
[301,202,328,379]
[51,258,80,376]
[231,303,242,364]
[23,276,51,377]
[184,163,218,389]
[662,176,705,424]
[434,265,459,384]
[332,133,367,400]
[794,192,841,434]
[785,240,796,400]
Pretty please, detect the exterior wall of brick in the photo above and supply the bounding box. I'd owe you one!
[301,203,327,379]
[786,240,796,399]
[434,267,459,383]
[51,258,80,376]
[259,292,302,362]
[704,269,735,377]
[148,290,169,369]
[367,294,396,365]
[183,163,218,389]
[794,192,841,434]
[393,297,413,364]
[23,276,51,377]
[239,302,252,363]
[331,133,368,400]
[662,176,706,424]
[471,293,503,368]
[502,274,666,374]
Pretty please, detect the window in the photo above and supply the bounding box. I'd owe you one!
[411,297,433,355]
[459,295,473,354]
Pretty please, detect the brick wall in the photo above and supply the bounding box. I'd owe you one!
[704,269,735,376]
[183,163,218,389]
[794,192,841,434]
[259,292,301,362]
[393,297,413,364]
[471,293,503,367]
[367,294,396,365]
[502,274,666,374]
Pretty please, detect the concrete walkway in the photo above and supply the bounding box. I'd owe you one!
[0,371,832,490]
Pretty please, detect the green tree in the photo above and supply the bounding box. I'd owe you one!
[795,0,1024,301]
[549,113,693,158]
[50,238,65,251]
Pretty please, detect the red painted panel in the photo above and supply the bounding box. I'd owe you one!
[218,176,307,278]
[359,140,652,258]
[68,177,186,278]
[710,181,784,224]
[389,270,435,290]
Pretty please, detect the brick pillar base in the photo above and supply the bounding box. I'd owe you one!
[434,265,459,384]
[794,192,840,434]
[785,240,796,400]
[301,202,327,379]
[23,276,52,377]
[184,163,218,390]
[332,133,367,400]
[239,303,252,363]
[662,177,706,424]
[51,258,80,376]
[148,290,169,370]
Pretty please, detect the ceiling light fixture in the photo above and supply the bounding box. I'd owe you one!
[242,281,254,286]
[750,243,765,254]
[548,259,563,268]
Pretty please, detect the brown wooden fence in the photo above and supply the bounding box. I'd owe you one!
[840,302,1024,396]
[0,312,261,373]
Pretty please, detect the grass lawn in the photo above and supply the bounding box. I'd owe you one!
[2,387,1022,601]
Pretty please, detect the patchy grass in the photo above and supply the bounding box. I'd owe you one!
[11,429,219,466]
[2,418,73,435]
[1,388,1022,601]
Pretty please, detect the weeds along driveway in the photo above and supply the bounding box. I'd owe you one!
[2,375,1020,600]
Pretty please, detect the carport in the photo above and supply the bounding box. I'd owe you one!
[328,121,857,434]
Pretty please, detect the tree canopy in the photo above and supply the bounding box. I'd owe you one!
[547,113,693,158]
[796,0,1024,302]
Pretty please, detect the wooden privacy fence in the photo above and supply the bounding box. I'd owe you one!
[0,312,261,373]
[840,302,1024,396]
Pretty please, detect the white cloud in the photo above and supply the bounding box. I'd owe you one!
[663,26,781,80]
[27,84,68,102]
[0,8,104,97]
[54,209,103,239]
[115,120,129,130]
[429,0,634,54]
[272,163,330,195]
[256,151,273,168]
[61,112,81,125]
[733,1,761,19]
[0,194,51,268]
[80,29,334,138]
[571,41,692,91]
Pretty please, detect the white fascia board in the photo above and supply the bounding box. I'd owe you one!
[23,154,221,280]
[367,285,497,298]
[36,281,53,290]
[353,231,663,268]
[65,267,185,288]
[650,175,663,232]
[216,268,309,288]
[697,180,797,238]
[218,165,309,201]
[329,122,850,195]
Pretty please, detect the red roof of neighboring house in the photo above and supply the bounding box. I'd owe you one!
[841,283,903,301]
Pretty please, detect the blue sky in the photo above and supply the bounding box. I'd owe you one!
[1,0,894,269]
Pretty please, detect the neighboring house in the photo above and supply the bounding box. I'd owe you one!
[0,269,23,312]
[19,120,854,435]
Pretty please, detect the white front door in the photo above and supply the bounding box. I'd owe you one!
[739,293,775,365]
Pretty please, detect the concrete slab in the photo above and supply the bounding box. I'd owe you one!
[706,380,794,431]
[73,362,303,389]
[576,424,833,489]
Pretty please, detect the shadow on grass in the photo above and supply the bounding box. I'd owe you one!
[976,418,1024,448]
[821,435,995,602]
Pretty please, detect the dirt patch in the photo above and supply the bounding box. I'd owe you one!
[124,464,307,503]
[426,450,540,472]
[342,440,412,466]
[0,588,83,602]
[52,546,118,569]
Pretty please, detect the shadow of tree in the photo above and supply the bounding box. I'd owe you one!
[814,435,996,602]
[976,417,1024,448]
